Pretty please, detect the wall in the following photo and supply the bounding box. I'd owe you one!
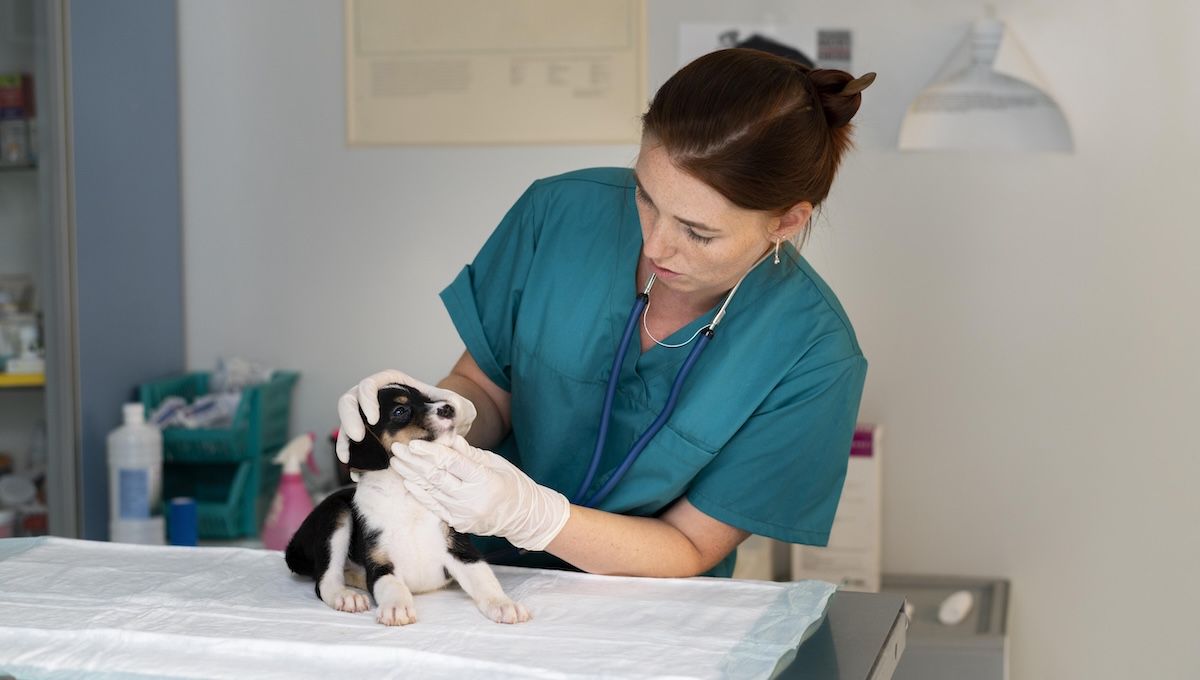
[178,0,640,472]
[70,0,185,538]
[179,1,1200,678]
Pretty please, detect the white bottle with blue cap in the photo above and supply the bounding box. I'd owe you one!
[107,403,164,544]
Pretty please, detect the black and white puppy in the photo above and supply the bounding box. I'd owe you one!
[285,383,529,625]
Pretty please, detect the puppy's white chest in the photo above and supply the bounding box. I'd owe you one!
[354,473,451,592]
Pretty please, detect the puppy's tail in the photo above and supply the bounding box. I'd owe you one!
[284,536,313,577]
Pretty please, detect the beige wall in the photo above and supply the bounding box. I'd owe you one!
[180,1,1200,678]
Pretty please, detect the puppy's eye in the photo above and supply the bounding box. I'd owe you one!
[390,404,412,423]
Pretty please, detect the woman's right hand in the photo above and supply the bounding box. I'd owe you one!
[335,369,477,464]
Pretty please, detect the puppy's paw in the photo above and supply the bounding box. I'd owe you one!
[480,597,532,624]
[330,589,371,613]
[377,601,418,626]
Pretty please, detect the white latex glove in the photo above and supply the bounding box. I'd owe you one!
[389,435,570,552]
[336,369,476,465]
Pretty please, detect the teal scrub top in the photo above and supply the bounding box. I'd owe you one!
[440,168,867,577]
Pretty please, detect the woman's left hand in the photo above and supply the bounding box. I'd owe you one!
[389,435,570,552]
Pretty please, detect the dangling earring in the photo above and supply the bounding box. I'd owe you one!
[773,239,781,265]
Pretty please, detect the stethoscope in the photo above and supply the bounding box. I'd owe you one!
[483,250,771,562]
[571,251,771,508]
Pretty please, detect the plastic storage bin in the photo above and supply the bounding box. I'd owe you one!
[139,370,299,539]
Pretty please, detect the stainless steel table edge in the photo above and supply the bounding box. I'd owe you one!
[775,591,908,680]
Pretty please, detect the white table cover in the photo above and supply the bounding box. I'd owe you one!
[0,537,834,679]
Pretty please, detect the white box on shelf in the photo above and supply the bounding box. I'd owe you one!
[5,354,43,374]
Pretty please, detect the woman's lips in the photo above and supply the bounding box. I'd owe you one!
[649,261,680,279]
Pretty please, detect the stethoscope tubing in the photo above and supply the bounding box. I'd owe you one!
[572,291,650,504]
[485,251,771,562]
[576,250,770,508]
[579,327,712,508]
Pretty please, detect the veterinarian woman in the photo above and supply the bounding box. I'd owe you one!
[338,48,875,578]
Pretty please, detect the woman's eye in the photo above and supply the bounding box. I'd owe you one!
[635,186,654,208]
[685,228,713,245]
[390,405,412,422]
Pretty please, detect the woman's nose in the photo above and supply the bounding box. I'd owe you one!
[642,216,675,260]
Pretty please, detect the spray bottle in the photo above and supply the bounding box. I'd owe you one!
[260,432,317,550]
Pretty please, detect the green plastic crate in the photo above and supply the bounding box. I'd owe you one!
[160,461,251,539]
[140,370,299,538]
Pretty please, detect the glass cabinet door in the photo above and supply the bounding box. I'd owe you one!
[0,0,73,538]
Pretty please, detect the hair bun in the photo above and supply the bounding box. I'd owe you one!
[808,69,876,129]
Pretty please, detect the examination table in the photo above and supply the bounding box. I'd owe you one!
[0,537,904,679]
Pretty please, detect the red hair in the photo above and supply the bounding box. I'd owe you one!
[642,48,872,215]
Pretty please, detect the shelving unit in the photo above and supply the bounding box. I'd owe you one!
[1,0,49,537]
[2,0,185,540]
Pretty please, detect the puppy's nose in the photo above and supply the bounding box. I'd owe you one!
[437,403,455,419]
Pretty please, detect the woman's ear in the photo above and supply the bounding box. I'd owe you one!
[771,201,813,242]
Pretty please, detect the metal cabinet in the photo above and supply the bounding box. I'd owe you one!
[881,574,1009,680]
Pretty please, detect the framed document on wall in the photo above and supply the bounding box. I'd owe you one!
[345,0,646,145]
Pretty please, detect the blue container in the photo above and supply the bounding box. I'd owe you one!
[168,497,198,546]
